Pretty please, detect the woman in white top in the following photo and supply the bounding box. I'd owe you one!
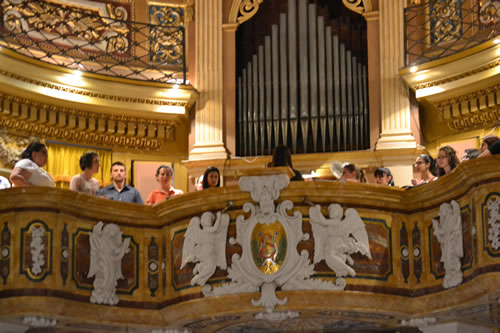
[10,142,54,187]
[69,151,100,196]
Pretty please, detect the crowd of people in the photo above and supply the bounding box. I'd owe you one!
[6,135,500,203]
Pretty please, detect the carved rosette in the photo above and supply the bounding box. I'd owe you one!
[483,193,500,256]
[20,220,52,281]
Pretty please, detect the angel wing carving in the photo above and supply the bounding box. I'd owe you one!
[181,211,230,286]
[309,204,372,277]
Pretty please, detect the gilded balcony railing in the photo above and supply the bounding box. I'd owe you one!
[0,0,186,83]
[404,0,499,66]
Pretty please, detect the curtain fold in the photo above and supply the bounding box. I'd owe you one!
[45,143,112,189]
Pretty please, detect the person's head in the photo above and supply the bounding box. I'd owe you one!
[202,166,220,189]
[415,154,436,176]
[481,135,499,152]
[437,146,460,176]
[21,142,48,167]
[374,168,394,186]
[155,165,173,190]
[341,164,366,183]
[110,161,126,184]
[80,151,99,173]
[271,145,293,168]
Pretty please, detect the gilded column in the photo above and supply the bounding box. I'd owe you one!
[189,0,228,160]
[375,0,416,150]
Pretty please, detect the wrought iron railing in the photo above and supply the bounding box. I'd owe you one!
[0,0,186,83]
[404,0,499,67]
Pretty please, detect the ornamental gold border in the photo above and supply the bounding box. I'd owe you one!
[0,69,186,108]
[0,115,164,151]
[0,92,179,126]
[413,60,500,90]
[434,84,500,108]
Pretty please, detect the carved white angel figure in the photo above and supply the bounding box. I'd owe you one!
[181,211,230,286]
[432,200,463,289]
[309,204,372,277]
[88,222,130,305]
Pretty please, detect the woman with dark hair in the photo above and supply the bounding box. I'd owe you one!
[340,163,366,183]
[437,146,460,177]
[270,145,304,181]
[374,167,394,186]
[202,166,220,189]
[146,165,183,205]
[69,151,100,195]
[480,135,499,153]
[10,142,54,187]
[411,154,437,185]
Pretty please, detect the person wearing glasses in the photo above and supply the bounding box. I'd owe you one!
[411,154,437,186]
[436,146,460,177]
[10,142,54,187]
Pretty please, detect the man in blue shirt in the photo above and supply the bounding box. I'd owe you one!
[98,162,144,204]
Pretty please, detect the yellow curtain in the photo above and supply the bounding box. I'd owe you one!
[45,142,112,189]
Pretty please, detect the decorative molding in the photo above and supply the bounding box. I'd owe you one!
[434,84,500,131]
[22,316,58,328]
[400,317,437,328]
[181,211,230,286]
[30,226,45,276]
[0,222,10,284]
[487,198,500,250]
[413,60,500,90]
[179,173,372,312]
[147,237,159,297]
[342,0,372,15]
[0,92,178,151]
[2,0,130,54]
[309,204,372,277]
[88,222,130,305]
[0,128,33,168]
[229,0,264,24]
[432,200,463,289]
[254,311,299,321]
[0,69,184,107]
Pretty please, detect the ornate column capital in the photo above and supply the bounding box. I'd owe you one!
[342,0,373,15]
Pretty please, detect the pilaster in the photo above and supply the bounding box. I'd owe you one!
[375,0,416,150]
[189,0,228,160]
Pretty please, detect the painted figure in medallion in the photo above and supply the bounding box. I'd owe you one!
[181,211,230,286]
[432,200,463,289]
[88,222,130,305]
[309,204,372,277]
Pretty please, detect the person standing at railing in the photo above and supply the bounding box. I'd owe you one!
[374,168,394,186]
[10,142,54,187]
[146,165,183,205]
[411,154,437,185]
[201,166,220,189]
[270,145,304,181]
[98,162,143,204]
[340,163,366,183]
[436,146,460,177]
[69,151,100,196]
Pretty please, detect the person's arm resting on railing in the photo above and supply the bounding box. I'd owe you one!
[10,167,33,187]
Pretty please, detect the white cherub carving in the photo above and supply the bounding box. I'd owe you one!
[181,211,230,286]
[309,204,372,277]
[432,200,463,289]
[88,222,130,305]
